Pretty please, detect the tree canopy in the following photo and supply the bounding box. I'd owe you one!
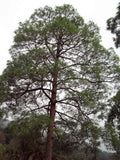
[0,4,120,160]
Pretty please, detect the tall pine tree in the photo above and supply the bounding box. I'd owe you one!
[0,4,119,160]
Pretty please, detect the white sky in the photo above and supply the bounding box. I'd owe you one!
[0,0,120,74]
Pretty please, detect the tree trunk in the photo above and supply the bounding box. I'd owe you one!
[45,42,60,160]
[45,104,56,160]
[45,74,58,160]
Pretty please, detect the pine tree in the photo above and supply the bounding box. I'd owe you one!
[0,4,119,160]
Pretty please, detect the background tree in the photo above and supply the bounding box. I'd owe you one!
[104,90,120,157]
[0,4,120,160]
[0,112,49,160]
[107,2,120,48]
[108,90,120,138]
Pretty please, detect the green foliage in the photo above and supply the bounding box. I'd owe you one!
[0,112,50,160]
[107,2,120,48]
[6,111,49,139]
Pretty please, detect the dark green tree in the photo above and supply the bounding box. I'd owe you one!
[4,112,49,160]
[104,90,120,155]
[108,90,120,135]
[0,112,50,160]
[0,4,119,160]
[107,2,120,48]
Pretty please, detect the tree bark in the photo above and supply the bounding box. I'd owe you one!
[45,103,56,160]
[45,70,58,160]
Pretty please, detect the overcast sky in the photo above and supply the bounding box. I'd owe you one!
[0,0,120,74]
